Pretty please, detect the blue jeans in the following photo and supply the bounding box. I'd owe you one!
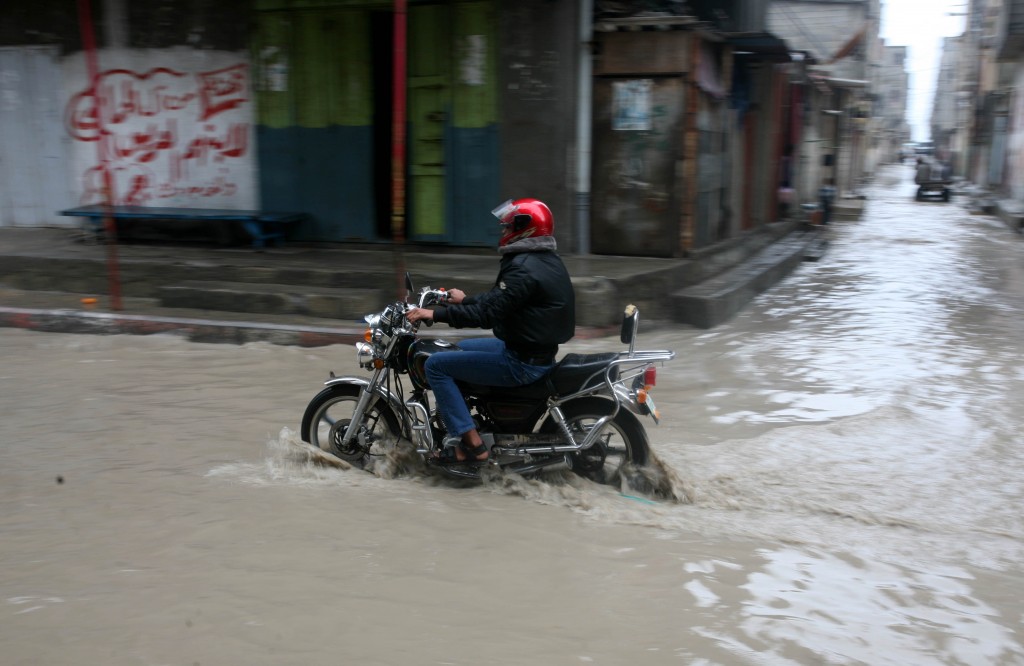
[424,337,554,438]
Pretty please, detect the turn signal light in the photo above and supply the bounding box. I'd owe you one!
[364,328,372,342]
[637,389,648,404]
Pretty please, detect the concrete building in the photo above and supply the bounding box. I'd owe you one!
[968,0,1012,192]
[936,0,1024,222]
[767,0,882,201]
[932,35,968,174]
[0,0,806,257]
[873,43,911,164]
[992,0,1024,206]
[0,0,584,250]
[8,0,894,328]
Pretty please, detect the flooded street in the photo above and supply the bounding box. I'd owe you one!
[2,164,1022,664]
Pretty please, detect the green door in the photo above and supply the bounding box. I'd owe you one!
[253,9,376,242]
[408,3,451,240]
[253,0,497,245]
[450,1,499,246]
[408,1,499,245]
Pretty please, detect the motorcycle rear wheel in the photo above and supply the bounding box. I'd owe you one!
[542,397,650,486]
[301,384,402,467]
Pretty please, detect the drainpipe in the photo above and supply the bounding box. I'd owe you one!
[391,0,408,245]
[390,0,408,298]
[574,0,593,255]
[77,0,122,311]
[102,0,127,48]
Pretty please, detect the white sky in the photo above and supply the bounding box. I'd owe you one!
[880,0,967,142]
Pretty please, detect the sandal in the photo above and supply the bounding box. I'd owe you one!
[460,440,489,463]
[431,446,462,465]
[431,440,489,466]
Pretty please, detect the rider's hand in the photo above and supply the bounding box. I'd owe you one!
[447,288,467,304]
[406,307,434,324]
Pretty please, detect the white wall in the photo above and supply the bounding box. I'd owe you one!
[0,47,74,227]
[61,47,258,211]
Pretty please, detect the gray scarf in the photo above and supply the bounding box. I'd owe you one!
[498,235,557,255]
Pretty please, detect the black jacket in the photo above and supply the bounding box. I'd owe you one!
[433,249,575,356]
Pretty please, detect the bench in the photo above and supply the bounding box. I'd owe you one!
[60,205,307,248]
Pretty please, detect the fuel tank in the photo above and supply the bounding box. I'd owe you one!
[407,338,461,389]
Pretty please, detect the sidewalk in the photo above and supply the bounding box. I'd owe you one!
[958,183,1024,233]
[995,199,1024,233]
[0,222,823,346]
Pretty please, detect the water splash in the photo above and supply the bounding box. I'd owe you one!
[209,427,696,516]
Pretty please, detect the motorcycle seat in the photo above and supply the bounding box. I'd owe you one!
[547,352,620,394]
[460,352,620,399]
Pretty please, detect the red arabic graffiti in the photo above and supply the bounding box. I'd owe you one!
[80,163,240,207]
[65,64,251,205]
[197,65,248,121]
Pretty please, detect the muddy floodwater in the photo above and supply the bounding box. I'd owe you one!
[2,165,1023,665]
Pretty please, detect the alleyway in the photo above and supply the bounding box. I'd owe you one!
[2,164,1022,665]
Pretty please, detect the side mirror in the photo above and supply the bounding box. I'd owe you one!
[404,272,415,302]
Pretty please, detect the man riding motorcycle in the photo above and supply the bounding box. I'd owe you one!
[405,198,576,465]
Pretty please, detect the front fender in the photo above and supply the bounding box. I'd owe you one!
[323,375,406,422]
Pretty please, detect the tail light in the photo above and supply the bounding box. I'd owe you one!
[643,366,657,388]
[634,366,657,405]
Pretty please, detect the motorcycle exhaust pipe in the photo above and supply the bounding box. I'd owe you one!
[493,443,587,456]
[505,454,571,476]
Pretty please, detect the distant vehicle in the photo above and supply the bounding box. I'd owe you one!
[915,141,935,156]
[916,181,951,202]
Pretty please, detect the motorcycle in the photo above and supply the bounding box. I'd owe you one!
[300,273,675,484]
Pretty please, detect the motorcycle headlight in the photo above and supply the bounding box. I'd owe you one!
[380,305,398,333]
[355,342,375,368]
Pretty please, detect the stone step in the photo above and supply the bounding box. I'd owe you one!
[832,198,865,221]
[0,253,498,301]
[0,221,813,330]
[158,281,386,320]
[802,234,829,262]
[670,231,817,329]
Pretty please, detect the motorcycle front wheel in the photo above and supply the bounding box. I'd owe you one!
[542,397,650,486]
[300,384,402,467]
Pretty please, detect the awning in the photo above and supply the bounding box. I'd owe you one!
[809,72,869,89]
[697,41,727,99]
[828,25,867,64]
[725,32,792,62]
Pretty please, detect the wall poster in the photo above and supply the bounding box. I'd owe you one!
[612,79,652,131]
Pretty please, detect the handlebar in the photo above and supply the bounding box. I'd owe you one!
[399,287,450,329]
[416,287,450,309]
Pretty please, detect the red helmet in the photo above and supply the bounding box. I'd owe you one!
[491,198,554,247]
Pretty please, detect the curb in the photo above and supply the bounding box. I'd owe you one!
[0,306,623,347]
[0,307,364,347]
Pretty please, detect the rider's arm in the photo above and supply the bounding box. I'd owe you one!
[406,307,434,323]
[433,261,533,329]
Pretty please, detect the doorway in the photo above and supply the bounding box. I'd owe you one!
[371,10,394,239]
